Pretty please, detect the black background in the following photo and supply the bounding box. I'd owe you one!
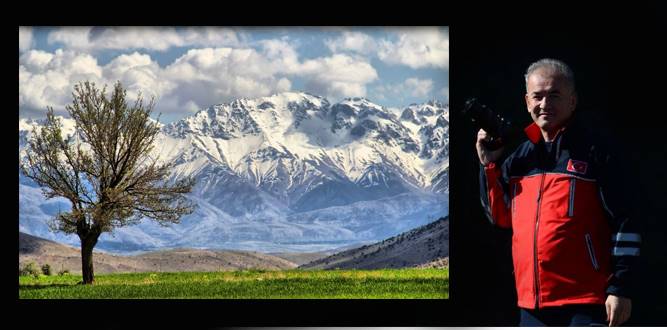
[449,15,667,326]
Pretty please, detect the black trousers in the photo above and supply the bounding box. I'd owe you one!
[520,304,608,326]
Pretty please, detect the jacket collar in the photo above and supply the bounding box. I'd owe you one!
[524,122,543,144]
[524,117,573,144]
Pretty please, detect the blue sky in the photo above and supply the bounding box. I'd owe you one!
[19,27,448,124]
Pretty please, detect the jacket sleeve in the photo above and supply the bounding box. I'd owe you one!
[479,157,512,229]
[595,145,641,299]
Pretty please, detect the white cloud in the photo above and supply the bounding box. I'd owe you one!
[161,47,291,111]
[439,86,449,102]
[19,46,296,120]
[47,27,241,52]
[372,83,402,102]
[260,39,301,73]
[19,26,34,52]
[19,50,54,71]
[257,40,379,101]
[47,27,92,50]
[374,88,387,101]
[300,54,377,83]
[253,40,378,101]
[325,31,377,54]
[372,77,435,102]
[379,27,449,69]
[18,37,380,121]
[405,78,434,98]
[276,77,292,91]
[179,27,241,48]
[299,54,378,101]
[19,49,173,119]
[323,27,448,69]
[19,49,104,117]
[182,100,201,114]
[18,45,291,120]
[103,52,174,101]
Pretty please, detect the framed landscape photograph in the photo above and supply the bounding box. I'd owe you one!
[18,26,449,301]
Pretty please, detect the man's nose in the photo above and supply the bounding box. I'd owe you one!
[538,96,549,109]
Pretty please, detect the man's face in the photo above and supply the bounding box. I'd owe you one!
[525,68,577,135]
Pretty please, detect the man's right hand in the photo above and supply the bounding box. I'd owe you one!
[476,129,504,166]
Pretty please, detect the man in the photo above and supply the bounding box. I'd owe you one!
[477,59,640,326]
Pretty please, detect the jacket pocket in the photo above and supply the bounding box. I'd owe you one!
[568,178,576,217]
[585,233,600,271]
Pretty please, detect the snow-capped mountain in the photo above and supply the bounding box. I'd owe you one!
[18,92,449,253]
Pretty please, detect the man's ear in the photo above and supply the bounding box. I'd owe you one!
[525,93,531,112]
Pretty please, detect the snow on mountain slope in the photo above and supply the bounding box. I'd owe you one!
[19,92,449,253]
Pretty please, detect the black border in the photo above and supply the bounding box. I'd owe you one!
[13,4,667,328]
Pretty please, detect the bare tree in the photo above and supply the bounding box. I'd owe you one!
[20,81,195,284]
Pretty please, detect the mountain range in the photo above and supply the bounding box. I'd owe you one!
[19,92,448,253]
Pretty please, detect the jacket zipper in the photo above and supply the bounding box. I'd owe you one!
[512,183,518,217]
[585,233,600,271]
[534,172,546,309]
[568,178,576,217]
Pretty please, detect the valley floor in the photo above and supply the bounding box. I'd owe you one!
[19,268,449,299]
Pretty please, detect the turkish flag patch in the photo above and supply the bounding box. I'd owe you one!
[567,159,588,174]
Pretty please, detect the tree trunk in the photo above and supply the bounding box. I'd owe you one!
[80,232,100,284]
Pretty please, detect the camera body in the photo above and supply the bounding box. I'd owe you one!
[463,98,515,150]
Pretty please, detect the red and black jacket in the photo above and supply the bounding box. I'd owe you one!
[480,117,640,309]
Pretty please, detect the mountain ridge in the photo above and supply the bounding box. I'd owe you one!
[19,92,448,253]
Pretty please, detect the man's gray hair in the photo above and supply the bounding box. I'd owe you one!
[525,58,575,92]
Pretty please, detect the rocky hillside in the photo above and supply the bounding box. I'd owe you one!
[299,216,448,270]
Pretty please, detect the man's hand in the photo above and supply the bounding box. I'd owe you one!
[606,294,632,326]
[476,129,504,166]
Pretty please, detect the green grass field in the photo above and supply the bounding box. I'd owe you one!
[19,268,448,299]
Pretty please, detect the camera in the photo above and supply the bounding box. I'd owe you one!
[462,98,516,150]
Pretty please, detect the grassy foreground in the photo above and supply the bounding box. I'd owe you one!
[19,268,448,299]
